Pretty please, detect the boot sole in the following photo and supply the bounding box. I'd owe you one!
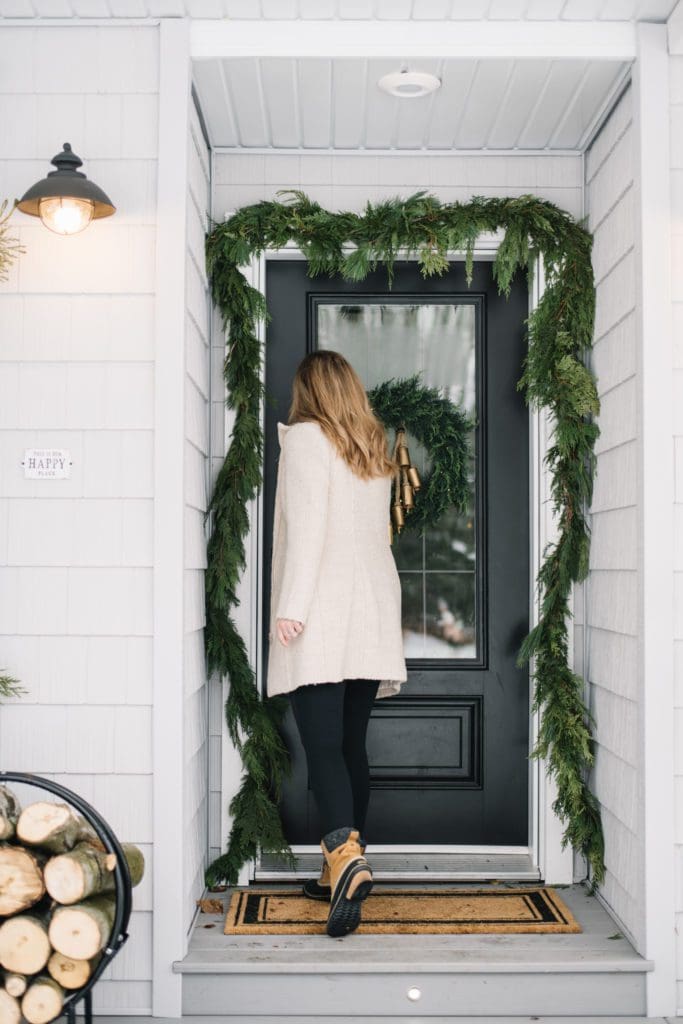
[326,862,373,938]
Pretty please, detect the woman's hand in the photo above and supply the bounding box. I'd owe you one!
[276,617,304,647]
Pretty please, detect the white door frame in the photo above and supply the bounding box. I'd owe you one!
[218,232,574,887]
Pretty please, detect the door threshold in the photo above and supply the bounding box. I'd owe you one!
[255,851,541,882]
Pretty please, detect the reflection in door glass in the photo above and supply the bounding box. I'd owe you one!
[317,301,477,660]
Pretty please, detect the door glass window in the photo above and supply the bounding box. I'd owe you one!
[315,299,478,661]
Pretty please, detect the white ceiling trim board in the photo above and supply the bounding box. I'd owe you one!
[0,15,161,22]
[210,146,586,155]
[1,0,678,19]
[190,18,637,59]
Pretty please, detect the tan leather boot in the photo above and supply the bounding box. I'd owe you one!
[320,827,373,937]
[302,838,367,901]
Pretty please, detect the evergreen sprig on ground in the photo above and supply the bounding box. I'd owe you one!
[203,189,605,890]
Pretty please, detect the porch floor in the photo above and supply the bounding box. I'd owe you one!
[99,1019,675,1024]
[177,882,650,974]
[174,882,654,1017]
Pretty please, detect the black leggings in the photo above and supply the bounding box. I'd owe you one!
[289,678,380,839]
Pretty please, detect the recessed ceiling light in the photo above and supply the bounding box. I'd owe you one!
[378,70,441,99]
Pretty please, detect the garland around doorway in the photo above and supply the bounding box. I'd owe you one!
[203,190,605,891]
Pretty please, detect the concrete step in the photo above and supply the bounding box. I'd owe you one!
[174,882,654,1018]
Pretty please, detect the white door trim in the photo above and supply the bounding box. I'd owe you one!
[219,234,573,886]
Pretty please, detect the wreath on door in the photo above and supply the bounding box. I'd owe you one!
[367,373,476,541]
[203,190,604,891]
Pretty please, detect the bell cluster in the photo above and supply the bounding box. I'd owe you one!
[388,427,421,544]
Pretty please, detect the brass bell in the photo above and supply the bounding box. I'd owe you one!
[407,465,421,490]
[401,472,415,509]
[391,500,405,530]
[388,425,421,543]
[396,431,411,467]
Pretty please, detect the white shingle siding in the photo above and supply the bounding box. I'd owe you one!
[583,83,641,944]
[183,96,211,935]
[0,24,158,1015]
[212,151,584,219]
[670,49,683,1012]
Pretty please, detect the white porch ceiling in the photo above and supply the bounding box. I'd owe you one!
[0,0,677,20]
[193,55,630,151]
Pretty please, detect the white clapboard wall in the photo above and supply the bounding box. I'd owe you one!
[183,94,211,940]
[670,50,683,1013]
[0,22,162,1016]
[211,151,584,221]
[583,83,641,946]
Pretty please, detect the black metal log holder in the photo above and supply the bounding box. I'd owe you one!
[0,771,132,1024]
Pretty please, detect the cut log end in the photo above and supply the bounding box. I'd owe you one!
[17,803,72,846]
[44,840,145,904]
[47,951,100,991]
[48,896,114,961]
[21,977,64,1024]
[0,989,21,1024]
[0,787,21,844]
[0,915,52,976]
[43,855,86,906]
[17,802,98,855]
[0,846,46,916]
[3,974,27,998]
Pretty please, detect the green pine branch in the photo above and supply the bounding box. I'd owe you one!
[0,671,25,701]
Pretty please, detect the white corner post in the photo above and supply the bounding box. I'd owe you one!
[529,252,574,887]
[632,21,677,1018]
[153,16,191,1019]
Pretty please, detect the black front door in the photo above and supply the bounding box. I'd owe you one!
[262,258,529,847]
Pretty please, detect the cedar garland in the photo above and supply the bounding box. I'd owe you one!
[203,189,605,891]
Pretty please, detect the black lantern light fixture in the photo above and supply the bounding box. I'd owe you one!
[16,142,116,236]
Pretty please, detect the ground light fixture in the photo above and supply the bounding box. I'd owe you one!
[378,69,441,98]
[16,142,116,235]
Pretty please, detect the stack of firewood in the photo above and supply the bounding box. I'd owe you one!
[0,785,144,1024]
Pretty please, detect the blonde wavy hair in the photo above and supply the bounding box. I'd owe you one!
[287,350,398,481]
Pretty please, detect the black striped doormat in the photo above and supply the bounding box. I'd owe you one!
[224,885,582,934]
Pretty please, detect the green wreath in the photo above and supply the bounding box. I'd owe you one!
[368,373,475,536]
[203,190,604,891]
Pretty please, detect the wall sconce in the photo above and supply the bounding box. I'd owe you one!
[16,142,115,236]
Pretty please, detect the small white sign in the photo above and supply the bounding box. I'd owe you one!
[23,448,72,479]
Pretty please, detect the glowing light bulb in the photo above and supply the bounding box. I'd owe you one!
[38,196,94,235]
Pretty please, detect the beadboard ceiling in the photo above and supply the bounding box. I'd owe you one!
[0,0,677,19]
[2,0,666,154]
[194,55,629,151]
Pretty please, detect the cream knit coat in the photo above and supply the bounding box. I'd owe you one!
[266,419,407,700]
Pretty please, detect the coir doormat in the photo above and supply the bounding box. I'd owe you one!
[224,886,582,935]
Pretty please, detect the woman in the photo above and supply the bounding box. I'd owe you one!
[266,349,407,938]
